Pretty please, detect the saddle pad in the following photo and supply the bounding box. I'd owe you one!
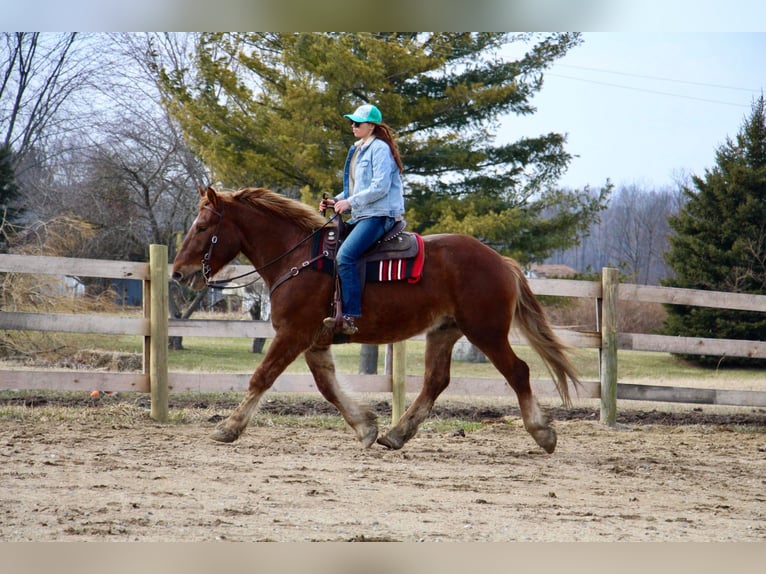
[365,233,425,283]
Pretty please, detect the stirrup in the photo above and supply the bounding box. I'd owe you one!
[323,315,358,335]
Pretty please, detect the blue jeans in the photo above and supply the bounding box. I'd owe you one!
[336,216,396,317]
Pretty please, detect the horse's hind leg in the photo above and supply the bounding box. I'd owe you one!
[377,323,462,450]
[304,345,378,448]
[472,336,557,453]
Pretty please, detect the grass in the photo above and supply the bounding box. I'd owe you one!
[166,337,765,387]
[1,332,763,430]
[9,330,763,386]
[0,400,150,425]
[0,392,494,437]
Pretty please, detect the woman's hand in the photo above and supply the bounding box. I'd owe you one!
[333,199,351,214]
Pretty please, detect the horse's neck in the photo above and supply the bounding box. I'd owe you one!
[237,214,310,286]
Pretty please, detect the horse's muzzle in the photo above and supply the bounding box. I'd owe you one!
[172,268,206,290]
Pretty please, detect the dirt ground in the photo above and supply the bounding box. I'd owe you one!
[1,394,765,542]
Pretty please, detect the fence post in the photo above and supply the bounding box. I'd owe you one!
[149,244,169,422]
[599,267,619,425]
[391,340,407,423]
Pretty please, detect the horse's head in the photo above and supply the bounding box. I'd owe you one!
[172,186,242,290]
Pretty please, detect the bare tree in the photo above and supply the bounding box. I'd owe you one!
[606,185,675,284]
[546,183,682,284]
[0,33,211,353]
[1,33,99,252]
[0,33,96,170]
[19,34,208,262]
[544,186,613,274]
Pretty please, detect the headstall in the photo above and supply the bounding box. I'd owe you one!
[199,204,336,294]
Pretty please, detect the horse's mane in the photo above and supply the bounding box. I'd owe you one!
[217,187,328,231]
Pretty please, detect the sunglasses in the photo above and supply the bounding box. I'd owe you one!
[351,121,364,128]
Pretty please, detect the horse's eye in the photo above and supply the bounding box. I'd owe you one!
[197,226,208,233]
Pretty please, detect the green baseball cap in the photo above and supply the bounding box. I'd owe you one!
[343,104,382,124]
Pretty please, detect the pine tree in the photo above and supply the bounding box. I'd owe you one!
[662,95,766,366]
[0,144,20,252]
[158,32,608,263]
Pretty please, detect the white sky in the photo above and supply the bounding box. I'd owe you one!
[503,32,766,190]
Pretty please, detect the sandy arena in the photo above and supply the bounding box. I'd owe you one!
[1,394,764,542]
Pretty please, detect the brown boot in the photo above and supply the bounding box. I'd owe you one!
[322,315,358,335]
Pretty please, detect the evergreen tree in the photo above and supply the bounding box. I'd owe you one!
[0,143,20,252]
[158,32,608,263]
[662,95,766,366]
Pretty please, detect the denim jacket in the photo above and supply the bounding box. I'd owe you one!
[336,137,404,221]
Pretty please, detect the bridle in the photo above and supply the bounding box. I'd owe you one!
[200,204,225,285]
[199,203,338,294]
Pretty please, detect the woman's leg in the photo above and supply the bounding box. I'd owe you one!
[336,217,391,317]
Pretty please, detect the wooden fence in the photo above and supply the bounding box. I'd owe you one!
[2,246,765,425]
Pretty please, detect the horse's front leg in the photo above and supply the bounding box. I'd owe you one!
[304,345,378,447]
[211,335,302,443]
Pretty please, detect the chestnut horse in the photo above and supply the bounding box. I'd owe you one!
[172,186,580,453]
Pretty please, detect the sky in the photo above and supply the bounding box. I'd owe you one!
[503,33,766,191]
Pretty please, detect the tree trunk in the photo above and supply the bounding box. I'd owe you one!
[452,338,487,363]
[358,344,378,374]
[168,286,207,350]
[249,296,266,354]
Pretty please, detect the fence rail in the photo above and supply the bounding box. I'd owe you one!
[2,247,766,424]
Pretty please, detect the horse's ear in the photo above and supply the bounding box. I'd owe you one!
[198,186,206,198]
[205,186,220,211]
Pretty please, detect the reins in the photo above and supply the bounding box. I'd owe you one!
[201,203,339,294]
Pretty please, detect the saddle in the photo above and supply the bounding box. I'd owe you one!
[317,218,424,279]
[313,217,425,332]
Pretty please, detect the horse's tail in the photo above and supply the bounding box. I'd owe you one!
[505,257,580,407]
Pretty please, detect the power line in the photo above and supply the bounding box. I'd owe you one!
[548,73,752,107]
[558,64,761,93]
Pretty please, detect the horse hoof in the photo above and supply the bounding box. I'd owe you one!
[211,426,240,443]
[359,426,378,449]
[376,433,403,450]
[531,427,557,454]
